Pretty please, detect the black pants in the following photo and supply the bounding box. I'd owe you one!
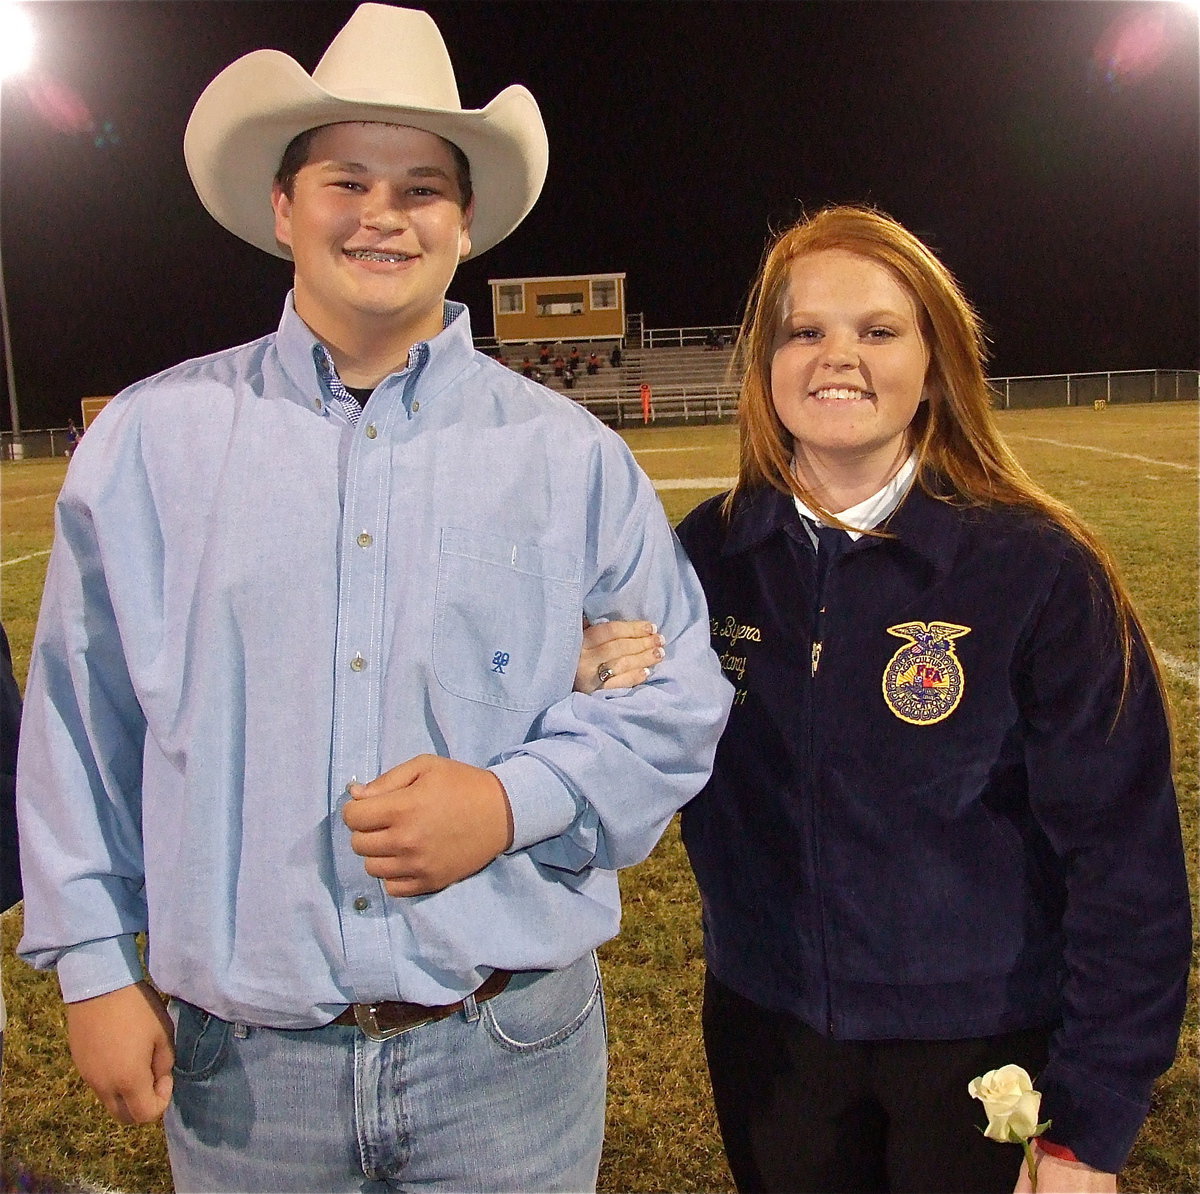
[703,972,1051,1194]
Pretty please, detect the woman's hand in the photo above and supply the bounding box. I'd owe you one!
[1012,1151,1116,1193]
[575,619,665,694]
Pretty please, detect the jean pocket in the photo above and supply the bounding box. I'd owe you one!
[483,954,603,1053]
[170,1000,232,1081]
[432,527,582,711]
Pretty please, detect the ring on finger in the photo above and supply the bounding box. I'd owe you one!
[597,663,616,685]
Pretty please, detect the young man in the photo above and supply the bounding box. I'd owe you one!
[16,7,731,1191]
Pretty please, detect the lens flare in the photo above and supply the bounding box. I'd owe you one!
[26,73,93,134]
[1092,6,1171,88]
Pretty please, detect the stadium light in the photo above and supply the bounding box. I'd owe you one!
[0,1,34,459]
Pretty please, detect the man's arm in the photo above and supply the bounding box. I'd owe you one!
[493,487,732,875]
[67,981,175,1124]
[17,474,150,1000]
[342,621,666,895]
[345,444,731,891]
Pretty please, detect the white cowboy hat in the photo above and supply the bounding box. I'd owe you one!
[183,3,548,260]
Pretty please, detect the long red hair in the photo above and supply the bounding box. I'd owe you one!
[727,205,1160,706]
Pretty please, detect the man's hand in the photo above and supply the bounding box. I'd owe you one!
[344,755,514,896]
[66,980,175,1124]
[575,619,665,695]
[1013,1150,1117,1193]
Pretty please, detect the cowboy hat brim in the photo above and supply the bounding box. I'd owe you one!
[184,48,548,261]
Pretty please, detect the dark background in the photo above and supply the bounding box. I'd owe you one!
[2,0,1197,430]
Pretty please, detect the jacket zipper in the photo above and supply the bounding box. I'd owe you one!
[809,552,835,1034]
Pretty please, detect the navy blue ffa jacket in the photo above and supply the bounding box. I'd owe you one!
[677,482,1190,1174]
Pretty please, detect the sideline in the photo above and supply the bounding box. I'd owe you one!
[634,446,723,455]
[1006,435,1196,474]
[1,548,51,568]
[2,491,59,504]
[652,476,736,491]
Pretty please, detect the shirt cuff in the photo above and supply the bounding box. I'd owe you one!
[490,754,582,853]
[56,934,144,1003]
[1036,1139,1079,1164]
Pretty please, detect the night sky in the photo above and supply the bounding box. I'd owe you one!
[2,0,1197,431]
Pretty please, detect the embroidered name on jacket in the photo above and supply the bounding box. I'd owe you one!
[882,621,972,725]
[710,615,759,705]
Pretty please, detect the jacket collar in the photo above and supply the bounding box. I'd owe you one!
[721,479,964,580]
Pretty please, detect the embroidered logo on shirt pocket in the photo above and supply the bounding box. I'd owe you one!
[433,527,582,711]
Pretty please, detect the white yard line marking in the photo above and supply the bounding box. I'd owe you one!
[1,548,51,568]
[652,476,737,491]
[2,490,58,504]
[1007,435,1196,474]
[1155,649,1198,689]
[633,446,720,455]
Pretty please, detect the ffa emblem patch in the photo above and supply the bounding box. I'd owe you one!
[882,621,972,725]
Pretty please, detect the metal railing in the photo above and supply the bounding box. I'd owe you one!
[642,325,739,349]
[987,369,1198,410]
[1,427,77,461]
[576,383,740,427]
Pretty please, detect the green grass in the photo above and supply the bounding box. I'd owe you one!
[2,403,1197,1192]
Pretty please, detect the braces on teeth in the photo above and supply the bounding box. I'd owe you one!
[347,249,410,262]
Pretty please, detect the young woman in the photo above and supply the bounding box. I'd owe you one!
[580,206,1189,1194]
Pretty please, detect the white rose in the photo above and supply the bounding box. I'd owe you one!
[968,1064,1044,1143]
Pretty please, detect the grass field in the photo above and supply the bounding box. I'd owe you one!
[1,402,1197,1193]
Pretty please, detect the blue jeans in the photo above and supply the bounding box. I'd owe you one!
[164,952,607,1192]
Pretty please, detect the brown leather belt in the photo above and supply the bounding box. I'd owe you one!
[330,969,512,1041]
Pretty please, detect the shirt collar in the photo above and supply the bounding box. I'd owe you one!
[793,454,917,543]
[275,295,472,415]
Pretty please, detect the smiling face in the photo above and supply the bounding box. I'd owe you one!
[271,122,473,362]
[770,248,931,504]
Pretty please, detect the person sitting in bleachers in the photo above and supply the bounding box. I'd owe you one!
[587,352,600,376]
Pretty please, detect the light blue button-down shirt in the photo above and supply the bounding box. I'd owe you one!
[17,297,732,1027]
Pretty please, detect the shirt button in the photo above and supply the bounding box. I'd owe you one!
[350,653,366,672]
[365,423,378,439]
[353,896,370,912]
[411,401,420,413]
[357,531,373,548]
[313,398,323,411]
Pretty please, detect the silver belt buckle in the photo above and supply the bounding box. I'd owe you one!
[352,1002,420,1042]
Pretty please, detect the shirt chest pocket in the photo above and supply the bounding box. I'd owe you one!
[433,527,583,712]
